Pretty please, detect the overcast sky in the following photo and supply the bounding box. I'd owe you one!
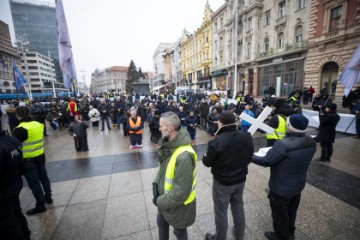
[0,0,224,85]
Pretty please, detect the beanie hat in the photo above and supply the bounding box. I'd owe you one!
[326,103,337,111]
[273,98,286,109]
[286,114,309,133]
[154,109,161,115]
[219,111,235,125]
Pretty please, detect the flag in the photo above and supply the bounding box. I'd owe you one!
[339,45,360,97]
[56,0,76,89]
[13,63,27,94]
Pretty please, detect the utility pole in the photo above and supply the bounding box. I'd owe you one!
[80,68,86,94]
[233,0,238,99]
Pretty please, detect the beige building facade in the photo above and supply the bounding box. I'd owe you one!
[181,2,212,90]
[211,0,311,96]
[91,66,128,94]
[305,0,360,100]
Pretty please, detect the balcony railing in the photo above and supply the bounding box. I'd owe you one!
[275,15,287,27]
[256,41,308,58]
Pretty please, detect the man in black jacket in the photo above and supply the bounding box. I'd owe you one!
[314,103,340,162]
[252,114,316,240]
[203,111,254,240]
[0,130,31,239]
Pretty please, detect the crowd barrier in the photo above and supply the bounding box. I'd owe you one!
[302,109,356,134]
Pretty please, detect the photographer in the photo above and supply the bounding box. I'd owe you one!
[314,103,340,162]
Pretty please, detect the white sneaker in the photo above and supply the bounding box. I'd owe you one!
[129,145,135,149]
[136,144,143,148]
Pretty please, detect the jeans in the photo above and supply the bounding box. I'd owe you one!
[268,191,301,240]
[100,115,111,130]
[157,212,188,240]
[24,162,52,208]
[320,142,333,161]
[130,134,142,146]
[188,131,196,140]
[213,179,246,240]
[116,115,121,129]
[0,180,31,240]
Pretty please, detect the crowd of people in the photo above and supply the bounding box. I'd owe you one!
[0,86,355,240]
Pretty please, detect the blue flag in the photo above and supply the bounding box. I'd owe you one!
[13,63,27,94]
[56,0,76,89]
[339,45,360,97]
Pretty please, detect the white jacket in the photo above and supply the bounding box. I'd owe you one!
[88,108,100,122]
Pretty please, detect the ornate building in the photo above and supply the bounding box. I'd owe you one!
[0,20,20,94]
[212,0,310,96]
[181,2,212,90]
[91,66,128,94]
[305,0,360,99]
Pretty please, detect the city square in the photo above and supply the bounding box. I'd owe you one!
[13,123,360,240]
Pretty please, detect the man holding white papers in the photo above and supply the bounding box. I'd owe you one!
[252,114,316,240]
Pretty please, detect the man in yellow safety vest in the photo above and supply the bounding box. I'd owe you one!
[152,112,197,240]
[12,106,52,215]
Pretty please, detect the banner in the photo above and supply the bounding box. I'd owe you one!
[56,0,76,89]
[13,63,27,94]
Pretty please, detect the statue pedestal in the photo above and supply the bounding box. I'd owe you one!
[133,82,150,95]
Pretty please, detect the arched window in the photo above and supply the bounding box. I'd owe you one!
[3,81,9,86]
[264,38,270,52]
[247,42,252,58]
[278,33,284,48]
[295,26,303,43]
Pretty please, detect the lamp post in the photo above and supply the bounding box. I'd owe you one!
[233,0,238,99]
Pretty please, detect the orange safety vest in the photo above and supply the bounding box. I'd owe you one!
[129,117,142,134]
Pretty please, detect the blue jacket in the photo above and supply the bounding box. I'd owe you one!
[241,109,254,127]
[252,132,316,198]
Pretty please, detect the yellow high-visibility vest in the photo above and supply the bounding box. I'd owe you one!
[266,115,286,140]
[164,145,197,205]
[16,121,44,158]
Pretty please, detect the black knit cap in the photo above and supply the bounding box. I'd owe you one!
[326,103,337,110]
[219,111,235,125]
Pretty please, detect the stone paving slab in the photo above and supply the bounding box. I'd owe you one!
[17,125,360,240]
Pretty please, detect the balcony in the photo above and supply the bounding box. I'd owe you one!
[240,0,264,14]
[275,15,287,29]
[256,41,308,59]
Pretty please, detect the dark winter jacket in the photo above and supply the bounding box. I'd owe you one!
[317,112,340,143]
[177,111,187,126]
[120,114,129,131]
[97,103,111,116]
[68,121,89,138]
[185,115,197,133]
[202,126,254,186]
[153,128,196,229]
[149,116,161,137]
[200,102,210,118]
[252,132,316,198]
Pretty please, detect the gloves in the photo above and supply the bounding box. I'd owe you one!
[152,183,159,197]
[152,196,158,206]
[152,183,159,207]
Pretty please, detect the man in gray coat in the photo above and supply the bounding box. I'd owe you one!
[152,112,197,240]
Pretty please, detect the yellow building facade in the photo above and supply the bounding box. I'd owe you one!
[181,2,212,90]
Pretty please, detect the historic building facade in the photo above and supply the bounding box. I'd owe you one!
[305,0,360,99]
[212,0,311,96]
[152,43,173,90]
[91,66,128,94]
[0,20,20,94]
[181,2,212,90]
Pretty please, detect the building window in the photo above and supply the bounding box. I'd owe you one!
[248,17,253,30]
[278,33,284,48]
[329,5,342,32]
[264,38,270,52]
[247,42,252,58]
[295,26,303,42]
[297,0,305,10]
[215,40,217,51]
[215,22,218,31]
[220,17,223,27]
[279,1,285,18]
[265,10,270,26]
